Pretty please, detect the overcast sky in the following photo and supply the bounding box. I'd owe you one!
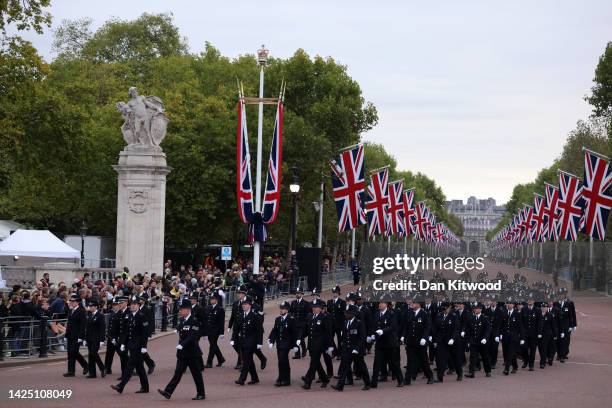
[13,0,612,203]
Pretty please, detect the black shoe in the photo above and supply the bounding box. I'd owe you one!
[511,368,517,374]
[147,363,155,375]
[235,380,245,385]
[302,383,311,390]
[362,385,370,390]
[503,370,509,376]
[248,380,259,385]
[205,363,213,368]
[396,382,404,387]
[403,379,411,386]
[427,379,434,384]
[540,365,545,369]
[110,385,123,394]
[529,367,534,371]
[100,370,106,378]
[217,359,225,367]
[331,384,343,392]
[522,363,528,369]
[434,378,443,383]
[491,365,496,370]
[274,381,282,386]
[260,358,267,370]
[485,372,491,377]
[456,375,463,381]
[292,355,301,360]
[135,389,149,393]
[370,384,378,389]
[86,374,97,379]
[157,389,171,400]
[301,376,307,382]
[105,369,112,375]
[333,375,340,379]
[83,368,88,375]
[320,380,329,388]
[192,395,205,400]
[116,377,123,381]
[63,372,75,377]
[466,373,475,378]
[234,364,242,370]
[560,359,565,363]
[301,349,307,357]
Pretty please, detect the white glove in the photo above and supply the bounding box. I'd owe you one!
[82,340,87,347]
[480,339,487,345]
[571,327,577,332]
[292,347,299,353]
[499,335,503,341]
[460,331,465,338]
[494,337,500,343]
[376,329,383,336]
[537,334,542,339]
[230,340,235,346]
[352,349,358,354]
[366,336,373,343]
[400,336,405,342]
[296,339,301,346]
[326,347,334,355]
[268,342,274,350]
[433,343,437,348]
[220,335,224,339]
[78,338,83,343]
[560,333,565,338]
[100,342,105,347]
[176,344,183,350]
[120,344,125,352]
[111,339,116,345]
[519,340,525,345]
[419,338,426,346]
[227,327,231,333]
[428,336,432,341]
[141,348,147,354]
[448,339,454,346]
[257,344,262,350]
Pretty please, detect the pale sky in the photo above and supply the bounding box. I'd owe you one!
[12,0,612,203]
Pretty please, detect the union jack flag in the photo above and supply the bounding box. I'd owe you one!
[385,180,405,236]
[533,193,548,242]
[520,205,535,244]
[413,202,428,241]
[557,171,584,241]
[330,144,367,232]
[400,188,415,238]
[365,168,389,237]
[236,96,255,224]
[545,183,560,241]
[580,149,612,240]
[261,100,283,225]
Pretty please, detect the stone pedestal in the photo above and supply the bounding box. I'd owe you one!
[113,146,171,276]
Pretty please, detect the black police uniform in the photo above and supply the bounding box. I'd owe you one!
[85,309,106,377]
[401,307,433,384]
[205,302,226,367]
[555,299,576,361]
[370,307,404,388]
[139,303,156,374]
[115,310,149,393]
[334,313,371,390]
[327,296,346,356]
[501,308,524,374]
[522,305,541,369]
[537,309,558,368]
[302,310,332,388]
[104,307,120,374]
[484,303,504,368]
[433,310,461,382]
[228,297,244,368]
[290,297,312,358]
[116,306,130,379]
[268,312,297,385]
[465,312,492,376]
[233,309,264,384]
[423,302,438,363]
[64,305,88,376]
[454,307,470,368]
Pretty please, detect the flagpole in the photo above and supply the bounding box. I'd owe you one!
[253,45,269,275]
[317,180,324,248]
[589,236,593,266]
[351,229,356,259]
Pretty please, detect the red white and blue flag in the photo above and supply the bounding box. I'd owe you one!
[236,96,255,224]
[557,171,584,241]
[400,188,415,238]
[261,100,284,225]
[533,193,548,242]
[330,144,367,232]
[385,180,405,236]
[365,168,389,237]
[520,205,535,244]
[545,183,560,241]
[413,202,428,241]
[580,148,612,240]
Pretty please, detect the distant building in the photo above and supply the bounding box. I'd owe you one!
[445,197,505,255]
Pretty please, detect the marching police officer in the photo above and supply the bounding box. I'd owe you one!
[268,300,298,386]
[204,292,226,368]
[522,298,541,371]
[290,287,311,359]
[228,285,247,369]
[301,298,332,389]
[423,293,438,365]
[158,298,206,400]
[555,289,576,362]
[111,295,150,394]
[85,299,106,378]
[115,296,130,380]
[483,297,503,369]
[331,304,371,391]
[139,294,156,374]
[104,297,121,375]
[432,302,461,382]
[232,296,263,385]
[401,300,434,385]
[327,286,345,358]
[63,294,88,377]
[370,301,404,388]
[537,303,558,369]
[465,303,492,378]
[500,300,525,375]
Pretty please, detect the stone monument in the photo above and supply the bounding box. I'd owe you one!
[113,87,171,276]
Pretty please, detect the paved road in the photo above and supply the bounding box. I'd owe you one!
[1,262,610,407]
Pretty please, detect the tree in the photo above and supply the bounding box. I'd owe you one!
[587,42,612,120]
[0,0,51,34]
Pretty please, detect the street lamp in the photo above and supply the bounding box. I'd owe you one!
[257,44,269,66]
[289,167,300,252]
[80,220,88,268]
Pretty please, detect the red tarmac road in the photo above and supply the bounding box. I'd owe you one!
[1,262,611,407]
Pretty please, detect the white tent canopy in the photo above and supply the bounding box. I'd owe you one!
[0,229,80,258]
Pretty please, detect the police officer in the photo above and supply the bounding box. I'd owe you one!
[63,294,88,377]
[522,297,540,371]
[268,300,298,386]
[232,296,263,385]
[157,298,206,400]
[465,303,492,378]
[401,299,433,385]
[423,293,438,365]
[331,304,371,391]
[139,294,156,374]
[483,297,503,369]
[111,295,149,394]
[537,303,558,369]
[555,289,576,362]
[453,301,469,371]
[432,302,461,383]
[115,296,130,380]
[204,292,226,368]
[500,300,525,375]
[85,299,106,378]
[301,298,332,389]
[370,301,404,388]
[104,297,121,375]
[327,286,345,358]
[228,285,247,369]
[290,287,311,359]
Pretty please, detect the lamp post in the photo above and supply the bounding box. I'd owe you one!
[289,167,301,253]
[80,220,87,268]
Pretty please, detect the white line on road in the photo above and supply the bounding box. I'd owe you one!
[566,361,612,367]
[7,366,29,371]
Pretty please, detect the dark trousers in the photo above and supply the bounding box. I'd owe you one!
[449,344,463,377]
[323,349,334,376]
[87,343,104,376]
[557,332,570,359]
[304,349,328,385]
[255,348,267,363]
[502,339,518,370]
[294,326,307,358]
[371,346,403,386]
[238,348,258,382]
[538,336,554,366]
[207,335,225,365]
[233,341,242,365]
[118,350,149,391]
[525,337,537,368]
[104,341,116,373]
[164,357,205,397]
[336,352,370,388]
[333,328,343,355]
[118,348,129,378]
[276,347,291,383]
[405,345,433,381]
[428,341,436,363]
[488,336,499,366]
[67,338,87,374]
[142,352,155,369]
[469,343,491,374]
[435,344,450,381]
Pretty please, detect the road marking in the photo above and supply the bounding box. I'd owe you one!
[579,312,588,317]
[45,362,64,366]
[7,366,29,371]
[566,361,612,367]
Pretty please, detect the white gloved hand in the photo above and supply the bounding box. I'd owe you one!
[352,349,358,355]
[326,347,334,355]
[433,343,437,348]
[366,336,373,343]
[480,339,487,345]
[560,333,565,339]
[494,337,500,343]
[120,344,125,352]
[227,327,231,333]
[230,340,235,346]
[141,348,147,354]
[448,339,454,346]
[537,334,542,339]
[499,335,503,341]
[376,329,383,336]
[460,331,465,338]
[111,339,116,345]
[176,344,183,350]
[519,340,525,345]
[571,327,577,332]
[220,335,224,339]
[82,340,87,347]
[78,338,83,343]
[257,344,262,350]
[400,336,405,342]
[292,347,299,353]
[268,342,274,350]
[419,338,426,346]
[428,336,432,342]
[100,342,105,347]
[296,339,301,346]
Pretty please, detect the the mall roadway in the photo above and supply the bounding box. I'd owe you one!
[1,262,611,408]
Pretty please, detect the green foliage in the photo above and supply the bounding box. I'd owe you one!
[0,0,51,34]
[587,42,612,120]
